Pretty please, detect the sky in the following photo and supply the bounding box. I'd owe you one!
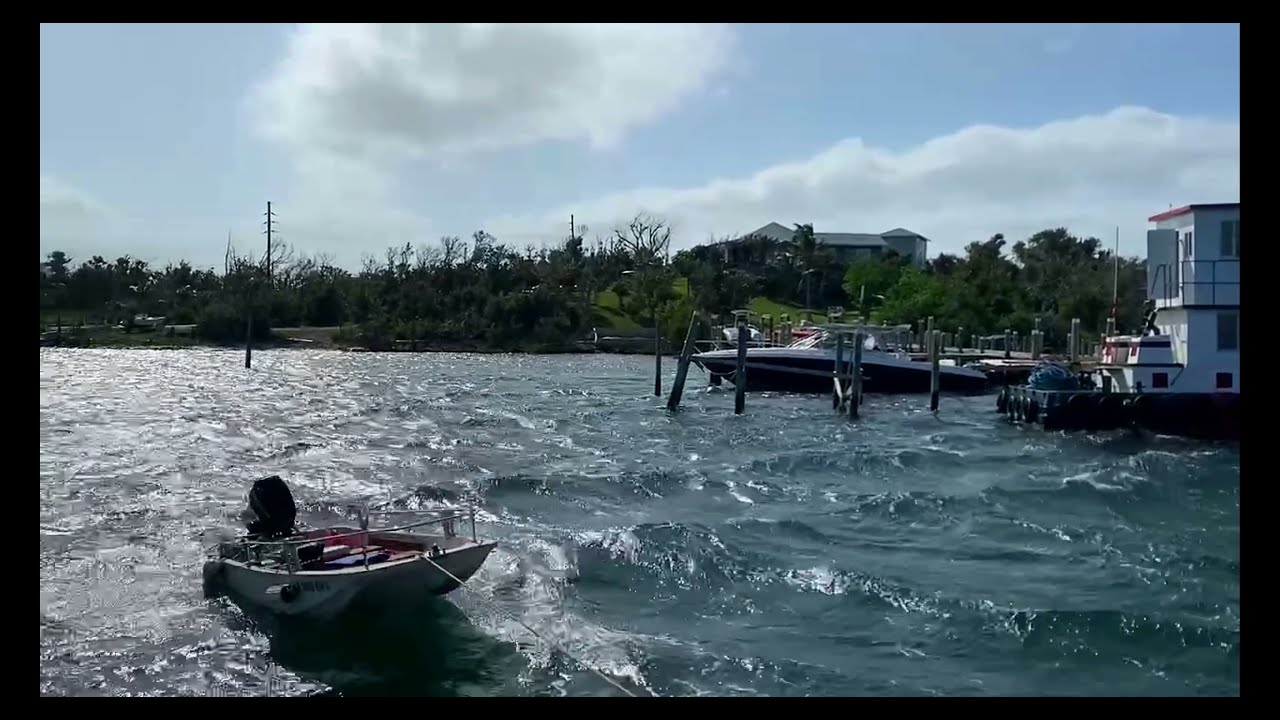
[39,23,1240,272]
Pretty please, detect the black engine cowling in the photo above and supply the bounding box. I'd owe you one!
[245,475,297,539]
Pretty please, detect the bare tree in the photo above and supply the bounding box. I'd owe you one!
[437,235,464,267]
[613,213,671,266]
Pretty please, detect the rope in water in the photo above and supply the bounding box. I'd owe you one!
[419,554,651,698]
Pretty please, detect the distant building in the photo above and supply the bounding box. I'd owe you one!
[730,222,931,268]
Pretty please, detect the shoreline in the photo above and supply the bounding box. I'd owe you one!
[38,336,682,357]
[39,325,679,356]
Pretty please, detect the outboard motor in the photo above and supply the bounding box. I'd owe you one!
[245,475,298,539]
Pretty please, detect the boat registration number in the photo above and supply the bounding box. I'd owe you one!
[296,581,330,592]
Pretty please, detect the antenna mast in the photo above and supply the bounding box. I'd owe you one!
[263,201,278,287]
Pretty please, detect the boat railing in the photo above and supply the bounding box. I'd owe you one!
[223,507,479,572]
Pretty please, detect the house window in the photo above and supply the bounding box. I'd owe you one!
[1216,311,1239,351]
[1220,220,1239,258]
[1183,231,1194,258]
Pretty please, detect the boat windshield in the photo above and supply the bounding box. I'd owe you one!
[787,327,913,354]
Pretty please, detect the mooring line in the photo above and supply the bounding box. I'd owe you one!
[420,554,652,698]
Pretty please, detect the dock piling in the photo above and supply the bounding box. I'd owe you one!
[1069,318,1080,364]
[850,331,863,419]
[832,331,845,410]
[665,311,700,412]
[929,329,941,412]
[245,313,252,369]
[734,311,748,415]
[653,318,662,397]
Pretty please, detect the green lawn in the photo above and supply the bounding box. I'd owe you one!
[590,276,817,330]
[590,289,640,330]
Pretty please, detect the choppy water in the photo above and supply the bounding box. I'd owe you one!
[39,348,1240,696]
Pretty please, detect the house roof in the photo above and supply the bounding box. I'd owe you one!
[879,227,927,240]
[1147,203,1240,223]
[736,222,928,248]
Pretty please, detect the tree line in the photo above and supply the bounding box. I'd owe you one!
[38,214,1147,351]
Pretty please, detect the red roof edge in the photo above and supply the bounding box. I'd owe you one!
[1148,203,1240,223]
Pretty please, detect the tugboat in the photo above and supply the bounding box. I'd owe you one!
[999,203,1240,440]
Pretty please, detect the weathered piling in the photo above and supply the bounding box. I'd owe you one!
[849,330,864,419]
[1069,318,1081,363]
[665,311,700,412]
[832,332,846,410]
[653,319,662,397]
[734,312,748,415]
[245,314,253,369]
[929,329,941,412]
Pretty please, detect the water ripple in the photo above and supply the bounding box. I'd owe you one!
[40,348,1240,696]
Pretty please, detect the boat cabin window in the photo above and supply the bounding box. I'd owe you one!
[1216,311,1239,351]
[1216,372,1234,389]
[1220,220,1239,258]
[1151,372,1169,389]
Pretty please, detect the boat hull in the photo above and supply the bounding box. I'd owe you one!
[692,348,991,395]
[209,541,497,621]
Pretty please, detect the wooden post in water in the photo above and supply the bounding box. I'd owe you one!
[1003,329,1012,359]
[832,331,845,410]
[734,310,749,415]
[957,327,965,353]
[926,316,935,355]
[245,312,252,369]
[653,316,662,397]
[850,330,863,419]
[666,311,700,412]
[929,329,941,412]
[1069,318,1080,364]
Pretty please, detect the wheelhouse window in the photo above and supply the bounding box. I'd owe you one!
[1220,220,1239,258]
[1217,311,1239,351]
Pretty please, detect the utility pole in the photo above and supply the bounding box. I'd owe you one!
[263,201,278,287]
[570,214,575,241]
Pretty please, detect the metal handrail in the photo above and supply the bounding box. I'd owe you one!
[1177,258,1240,305]
[233,508,478,551]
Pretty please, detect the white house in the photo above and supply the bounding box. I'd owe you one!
[733,222,931,268]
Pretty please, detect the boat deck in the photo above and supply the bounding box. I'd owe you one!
[227,526,470,573]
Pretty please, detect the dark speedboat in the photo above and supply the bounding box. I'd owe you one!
[691,326,991,395]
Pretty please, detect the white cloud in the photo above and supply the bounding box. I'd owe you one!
[484,106,1240,257]
[251,23,734,159]
[247,23,735,257]
[40,175,117,247]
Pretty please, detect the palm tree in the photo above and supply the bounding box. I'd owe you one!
[789,223,827,315]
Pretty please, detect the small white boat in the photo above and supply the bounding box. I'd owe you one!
[203,476,498,621]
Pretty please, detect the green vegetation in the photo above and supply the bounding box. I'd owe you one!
[39,214,1146,353]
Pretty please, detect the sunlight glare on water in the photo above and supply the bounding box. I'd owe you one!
[39,348,1240,696]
